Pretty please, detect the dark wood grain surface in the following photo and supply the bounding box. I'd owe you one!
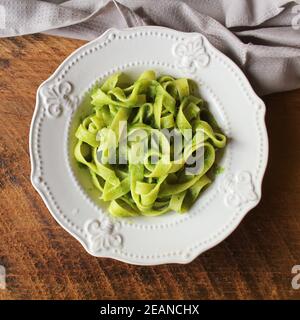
[0,34,300,300]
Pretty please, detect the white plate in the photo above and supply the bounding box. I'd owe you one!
[30,26,268,265]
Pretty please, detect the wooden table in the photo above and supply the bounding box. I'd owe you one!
[0,34,300,300]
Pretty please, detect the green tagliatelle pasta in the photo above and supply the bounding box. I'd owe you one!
[74,70,226,217]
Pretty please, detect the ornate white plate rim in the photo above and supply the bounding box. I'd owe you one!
[29,26,269,265]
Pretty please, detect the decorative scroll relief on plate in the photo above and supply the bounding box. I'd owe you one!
[172,36,210,73]
[43,81,78,118]
[219,171,258,207]
[85,218,123,254]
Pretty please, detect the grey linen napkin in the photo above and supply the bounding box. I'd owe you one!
[0,0,300,95]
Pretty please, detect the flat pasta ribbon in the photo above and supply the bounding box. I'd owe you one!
[74,70,226,217]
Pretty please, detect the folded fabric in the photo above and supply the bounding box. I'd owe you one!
[0,0,299,95]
